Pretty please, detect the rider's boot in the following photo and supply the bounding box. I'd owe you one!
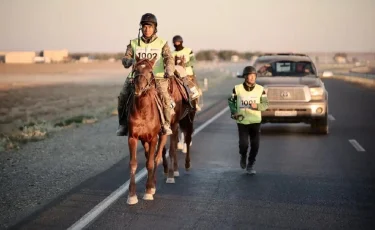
[196,88,202,111]
[195,98,201,112]
[195,104,201,111]
[116,94,128,136]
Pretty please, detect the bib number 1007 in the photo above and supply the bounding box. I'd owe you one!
[137,52,157,59]
[241,100,256,106]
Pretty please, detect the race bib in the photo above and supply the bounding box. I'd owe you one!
[238,95,259,109]
[135,47,161,61]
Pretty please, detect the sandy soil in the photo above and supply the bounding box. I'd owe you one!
[0,61,229,149]
[0,61,129,148]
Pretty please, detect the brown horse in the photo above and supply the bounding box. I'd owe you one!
[174,55,203,153]
[162,59,197,184]
[127,56,168,205]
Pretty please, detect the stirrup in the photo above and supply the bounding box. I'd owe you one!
[195,104,201,111]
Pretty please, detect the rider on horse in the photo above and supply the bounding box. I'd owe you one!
[172,35,201,111]
[116,13,175,136]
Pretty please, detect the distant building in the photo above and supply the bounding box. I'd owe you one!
[41,49,69,63]
[4,51,36,64]
[0,52,7,63]
[231,55,239,62]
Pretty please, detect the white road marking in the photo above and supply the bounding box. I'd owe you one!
[349,139,366,152]
[328,114,335,121]
[67,107,230,230]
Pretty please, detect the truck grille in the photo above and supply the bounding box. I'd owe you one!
[267,87,306,101]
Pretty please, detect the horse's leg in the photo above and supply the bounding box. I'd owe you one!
[157,135,168,169]
[177,131,184,150]
[166,136,175,183]
[127,137,139,205]
[152,134,167,195]
[172,123,180,177]
[184,113,195,171]
[162,147,168,176]
[142,140,149,158]
[166,123,179,183]
[143,136,157,201]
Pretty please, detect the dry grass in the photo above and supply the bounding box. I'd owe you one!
[0,61,126,151]
[0,60,230,151]
[0,83,121,150]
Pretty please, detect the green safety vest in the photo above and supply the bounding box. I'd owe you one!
[130,37,166,79]
[235,84,264,124]
[172,47,194,75]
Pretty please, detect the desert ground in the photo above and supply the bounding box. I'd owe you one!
[0,61,231,151]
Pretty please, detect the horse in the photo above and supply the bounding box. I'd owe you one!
[174,55,203,153]
[126,56,168,205]
[160,58,198,184]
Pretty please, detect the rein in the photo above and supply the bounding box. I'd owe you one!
[132,60,155,96]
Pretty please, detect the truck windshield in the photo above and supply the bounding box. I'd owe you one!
[256,61,316,77]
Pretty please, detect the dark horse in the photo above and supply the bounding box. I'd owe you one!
[174,55,203,153]
[162,57,197,184]
[127,56,168,205]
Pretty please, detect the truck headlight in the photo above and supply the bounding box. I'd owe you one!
[309,87,324,96]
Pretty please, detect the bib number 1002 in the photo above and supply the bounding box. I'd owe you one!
[137,52,157,59]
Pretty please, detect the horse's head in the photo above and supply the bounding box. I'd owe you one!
[133,56,156,97]
[174,55,186,68]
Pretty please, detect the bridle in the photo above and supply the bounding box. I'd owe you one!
[132,60,155,96]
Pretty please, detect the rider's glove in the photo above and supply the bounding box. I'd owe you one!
[122,58,135,68]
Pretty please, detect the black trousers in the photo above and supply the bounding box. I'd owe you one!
[237,123,261,166]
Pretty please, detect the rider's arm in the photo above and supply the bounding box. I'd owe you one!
[161,43,175,77]
[121,43,134,69]
[256,90,269,111]
[186,50,196,67]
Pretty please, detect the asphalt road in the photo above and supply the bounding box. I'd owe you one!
[6,75,375,230]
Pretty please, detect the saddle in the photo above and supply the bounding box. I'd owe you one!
[172,66,201,103]
[125,69,199,130]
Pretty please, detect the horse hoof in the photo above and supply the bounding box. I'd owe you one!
[150,188,156,195]
[127,195,138,205]
[166,178,175,184]
[174,171,180,177]
[177,142,183,150]
[143,193,154,201]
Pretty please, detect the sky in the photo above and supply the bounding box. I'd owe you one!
[0,0,374,53]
